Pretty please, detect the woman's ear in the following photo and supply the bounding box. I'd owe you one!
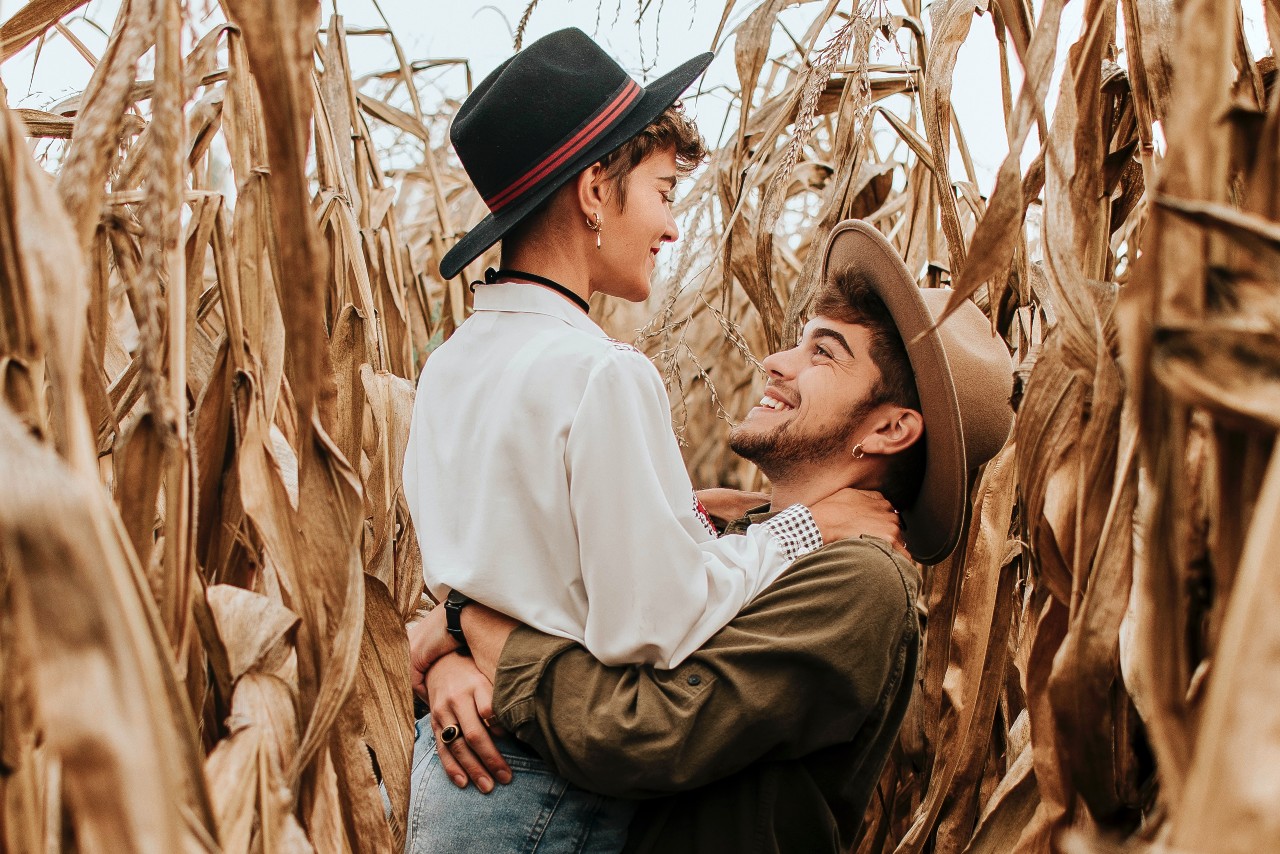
[575,162,608,221]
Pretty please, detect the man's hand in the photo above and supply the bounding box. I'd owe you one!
[695,487,771,528]
[425,653,513,794]
[408,605,457,704]
[807,488,906,555]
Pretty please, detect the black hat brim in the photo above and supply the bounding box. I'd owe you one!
[439,51,714,281]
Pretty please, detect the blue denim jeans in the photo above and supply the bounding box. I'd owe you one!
[405,715,636,854]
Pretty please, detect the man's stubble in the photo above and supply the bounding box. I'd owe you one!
[728,398,878,482]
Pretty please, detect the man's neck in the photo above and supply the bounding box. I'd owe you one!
[767,461,875,512]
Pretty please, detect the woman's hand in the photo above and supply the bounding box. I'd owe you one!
[407,605,457,703]
[807,488,906,555]
[425,652,513,794]
[695,487,770,528]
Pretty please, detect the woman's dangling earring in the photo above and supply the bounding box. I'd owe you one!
[586,212,602,249]
[851,443,864,459]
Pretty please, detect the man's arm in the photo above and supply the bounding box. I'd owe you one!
[486,538,920,799]
[462,605,520,677]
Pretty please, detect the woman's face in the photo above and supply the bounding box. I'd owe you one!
[591,147,681,302]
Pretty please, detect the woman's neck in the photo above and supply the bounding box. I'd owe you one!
[499,241,592,304]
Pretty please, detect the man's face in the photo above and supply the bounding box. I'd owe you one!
[729,315,886,474]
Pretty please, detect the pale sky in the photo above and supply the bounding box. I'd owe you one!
[0,1,1271,192]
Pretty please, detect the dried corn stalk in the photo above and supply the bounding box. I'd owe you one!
[2,0,1279,851]
[0,0,456,848]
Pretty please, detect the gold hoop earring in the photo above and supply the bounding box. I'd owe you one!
[586,212,602,249]
[851,443,864,459]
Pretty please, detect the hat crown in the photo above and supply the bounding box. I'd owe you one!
[437,33,712,281]
[916,289,1014,471]
[820,219,1014,564]
[450,28,638,208]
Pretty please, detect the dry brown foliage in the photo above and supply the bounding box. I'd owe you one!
[0,0,1276,851]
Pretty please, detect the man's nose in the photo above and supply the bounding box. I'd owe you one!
[761,349,791,379]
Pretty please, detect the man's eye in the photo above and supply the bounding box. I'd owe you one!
[814,345,832,359]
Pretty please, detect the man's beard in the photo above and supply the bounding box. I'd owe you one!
[729,399,876,480]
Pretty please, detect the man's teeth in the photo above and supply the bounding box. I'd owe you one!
[759,396,793,411]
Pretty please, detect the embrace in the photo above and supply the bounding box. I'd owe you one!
[398,28,1014,854]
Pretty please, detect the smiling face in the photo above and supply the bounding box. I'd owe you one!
[729,316,892,477]
[588,146,681,302]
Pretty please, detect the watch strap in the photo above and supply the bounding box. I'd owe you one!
[443,590,472,656]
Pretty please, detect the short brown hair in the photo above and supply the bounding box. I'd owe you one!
[814,267,926,509]
[597,102,706,208]
[502,104,706,250]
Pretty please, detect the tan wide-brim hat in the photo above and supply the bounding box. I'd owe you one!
[821,220,1014,565]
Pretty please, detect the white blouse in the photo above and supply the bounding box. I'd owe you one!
[402,283,822,668]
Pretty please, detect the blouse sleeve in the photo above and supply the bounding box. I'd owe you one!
[565,347,822,668]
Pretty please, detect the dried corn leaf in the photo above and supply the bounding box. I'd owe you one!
[0,406,208,852]
[0,0,89,62]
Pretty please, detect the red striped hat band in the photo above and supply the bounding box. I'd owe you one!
[483,79,643,213]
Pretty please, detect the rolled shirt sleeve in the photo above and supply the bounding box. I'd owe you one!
[566,348,820,668]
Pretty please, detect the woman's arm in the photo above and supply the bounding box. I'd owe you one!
[565,351,866,668]
[410,605,521,791]
[407,601,517,701]
[406,606,455,703]
[693,488,771,529]
[462,605,520,678]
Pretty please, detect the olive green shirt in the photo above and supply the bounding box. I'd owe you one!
[491,520,921,854]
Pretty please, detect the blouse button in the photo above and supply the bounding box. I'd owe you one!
[687,674,702,686]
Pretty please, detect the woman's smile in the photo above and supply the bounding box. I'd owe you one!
[590,147,681,301]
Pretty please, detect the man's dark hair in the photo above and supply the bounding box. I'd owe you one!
[813,266,927,510]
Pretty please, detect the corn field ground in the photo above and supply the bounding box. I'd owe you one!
[0,0,1277,851]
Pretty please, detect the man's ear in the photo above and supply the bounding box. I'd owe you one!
[575,162,608,220]
[860,407,924,457]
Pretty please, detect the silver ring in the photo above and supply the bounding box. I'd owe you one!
[440,724,461,745]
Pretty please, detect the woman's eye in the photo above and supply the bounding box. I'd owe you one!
[662,191,676,204]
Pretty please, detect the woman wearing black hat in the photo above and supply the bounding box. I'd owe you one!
[400,28,882,853]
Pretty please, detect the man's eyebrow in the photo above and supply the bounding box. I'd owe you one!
[811,327,853,357]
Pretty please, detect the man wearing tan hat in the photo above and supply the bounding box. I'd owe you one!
[412,220,1014,853]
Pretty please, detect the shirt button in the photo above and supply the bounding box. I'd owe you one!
[687,674,702,686]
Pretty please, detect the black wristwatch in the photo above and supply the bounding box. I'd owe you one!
[443,589,473,656]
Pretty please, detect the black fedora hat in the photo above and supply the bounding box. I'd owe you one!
[439,28,713,280]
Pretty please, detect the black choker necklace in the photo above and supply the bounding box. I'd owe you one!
[472,267,590,315]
